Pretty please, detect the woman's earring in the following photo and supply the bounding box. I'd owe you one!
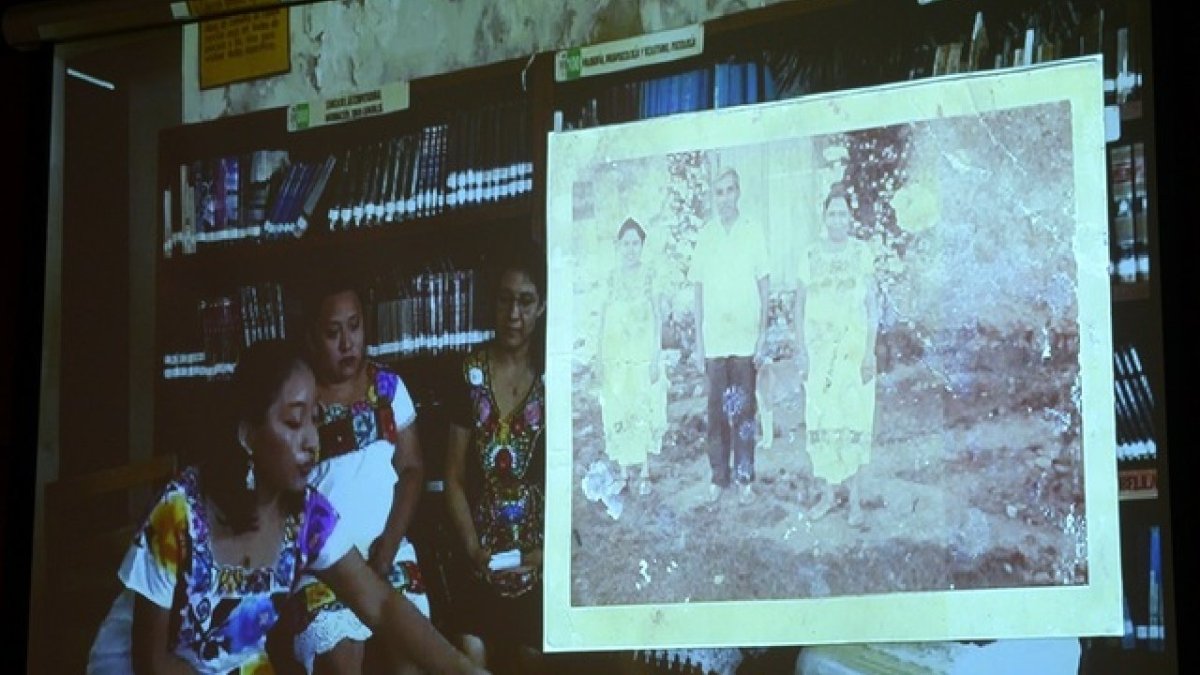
[241,440,256,491]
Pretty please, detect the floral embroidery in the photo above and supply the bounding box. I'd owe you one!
[375,368,397,402]
[133,467,337,672]
[319,362,403,455]
[143,492,187,578]
[461,350,544,598]
[524,400,541,428]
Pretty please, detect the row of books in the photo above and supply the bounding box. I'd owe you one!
[558,58,776,130]
[1112,343,1156,462]
[326,101,533,231]
[557,1,1146,132]
[365,267,493,359]
[164,150,335,257]
[163,265,496,378]
[1107,141,1150,285]
[925,5,1141,99]
[163,100,533,257]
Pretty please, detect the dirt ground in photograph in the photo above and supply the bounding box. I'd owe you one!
[569,338,1088,607]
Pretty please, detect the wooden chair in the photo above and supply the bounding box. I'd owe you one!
[41,453,177,673]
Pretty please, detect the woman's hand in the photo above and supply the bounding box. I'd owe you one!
[467,544,492,580]
[367,534,401,580]
[753,336,768,368]
[319,548,492,675]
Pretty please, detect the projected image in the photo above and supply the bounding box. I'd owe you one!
[544,59,1119,649]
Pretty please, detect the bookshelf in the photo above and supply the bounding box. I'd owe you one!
[150,0,1173,671]
[154,56,545,474]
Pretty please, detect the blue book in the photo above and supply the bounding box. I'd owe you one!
[268,162,305,235]
[728,60,744,107]
[679,69,696,113]
[1148,525,1164,651]
[657,74,672,117]
[745,60,759,103]
[220,156,240,236]
[712,62,726,108]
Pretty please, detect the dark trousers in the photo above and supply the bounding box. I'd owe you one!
[705,356,757,487]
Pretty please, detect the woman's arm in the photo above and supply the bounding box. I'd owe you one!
[861,274,880,383]
[130,595,198,675]
[320,547,488,675]
[370,423,425,577]
[792,284,808,377]
[444,423,488,576]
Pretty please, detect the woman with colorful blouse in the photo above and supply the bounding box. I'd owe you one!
[292,283,429,673]
[597,217,668,495]
[87,339,484,675]
[444,246,547,675]
[795,182,880,528]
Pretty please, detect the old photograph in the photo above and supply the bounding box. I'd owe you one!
[544,58,1120,650]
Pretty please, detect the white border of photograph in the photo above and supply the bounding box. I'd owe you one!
[544,57,1119,651]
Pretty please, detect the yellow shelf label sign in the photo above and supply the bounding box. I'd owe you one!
[193,0,290,90]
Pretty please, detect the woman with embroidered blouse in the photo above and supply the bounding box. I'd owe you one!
[795,182,880,528]
[597,217,668,496]
[290,280,430,674]
[87,339,484,674]
[443,245,547,675]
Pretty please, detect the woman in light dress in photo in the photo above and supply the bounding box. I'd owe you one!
[597,217,669,496]
[795,182,880,528]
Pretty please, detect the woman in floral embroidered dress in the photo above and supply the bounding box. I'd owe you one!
[290,279,430,674]
[444,244,548,675]
[87,339,484,674]
[795,182,880,528]
[597,217,668,495]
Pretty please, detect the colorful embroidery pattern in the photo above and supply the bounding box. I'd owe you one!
[129,468,336,673]
[317,363,401,460]
[296,559,427,617]
[462,349,545,598]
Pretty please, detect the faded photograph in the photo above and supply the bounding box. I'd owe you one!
[544,58,1119,650]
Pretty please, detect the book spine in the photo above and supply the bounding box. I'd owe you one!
[179,163,195,255]
[436,122,450,213]
[384,136,403,223]
[1132,141,1149,281]
[162,187,174,260]
[1148,525,1165,650]
[297,154,337,235]
[1108,144,1135,283]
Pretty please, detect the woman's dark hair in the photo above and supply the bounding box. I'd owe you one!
[489,238,547,373]
[616,217,646,243]
[300,269,364,337]
[202,338,309,533]
[823,180,853,213]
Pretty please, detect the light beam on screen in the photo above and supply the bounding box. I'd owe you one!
[65,68,115,91]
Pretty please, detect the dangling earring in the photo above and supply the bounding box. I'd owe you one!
[241,439,257,491]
